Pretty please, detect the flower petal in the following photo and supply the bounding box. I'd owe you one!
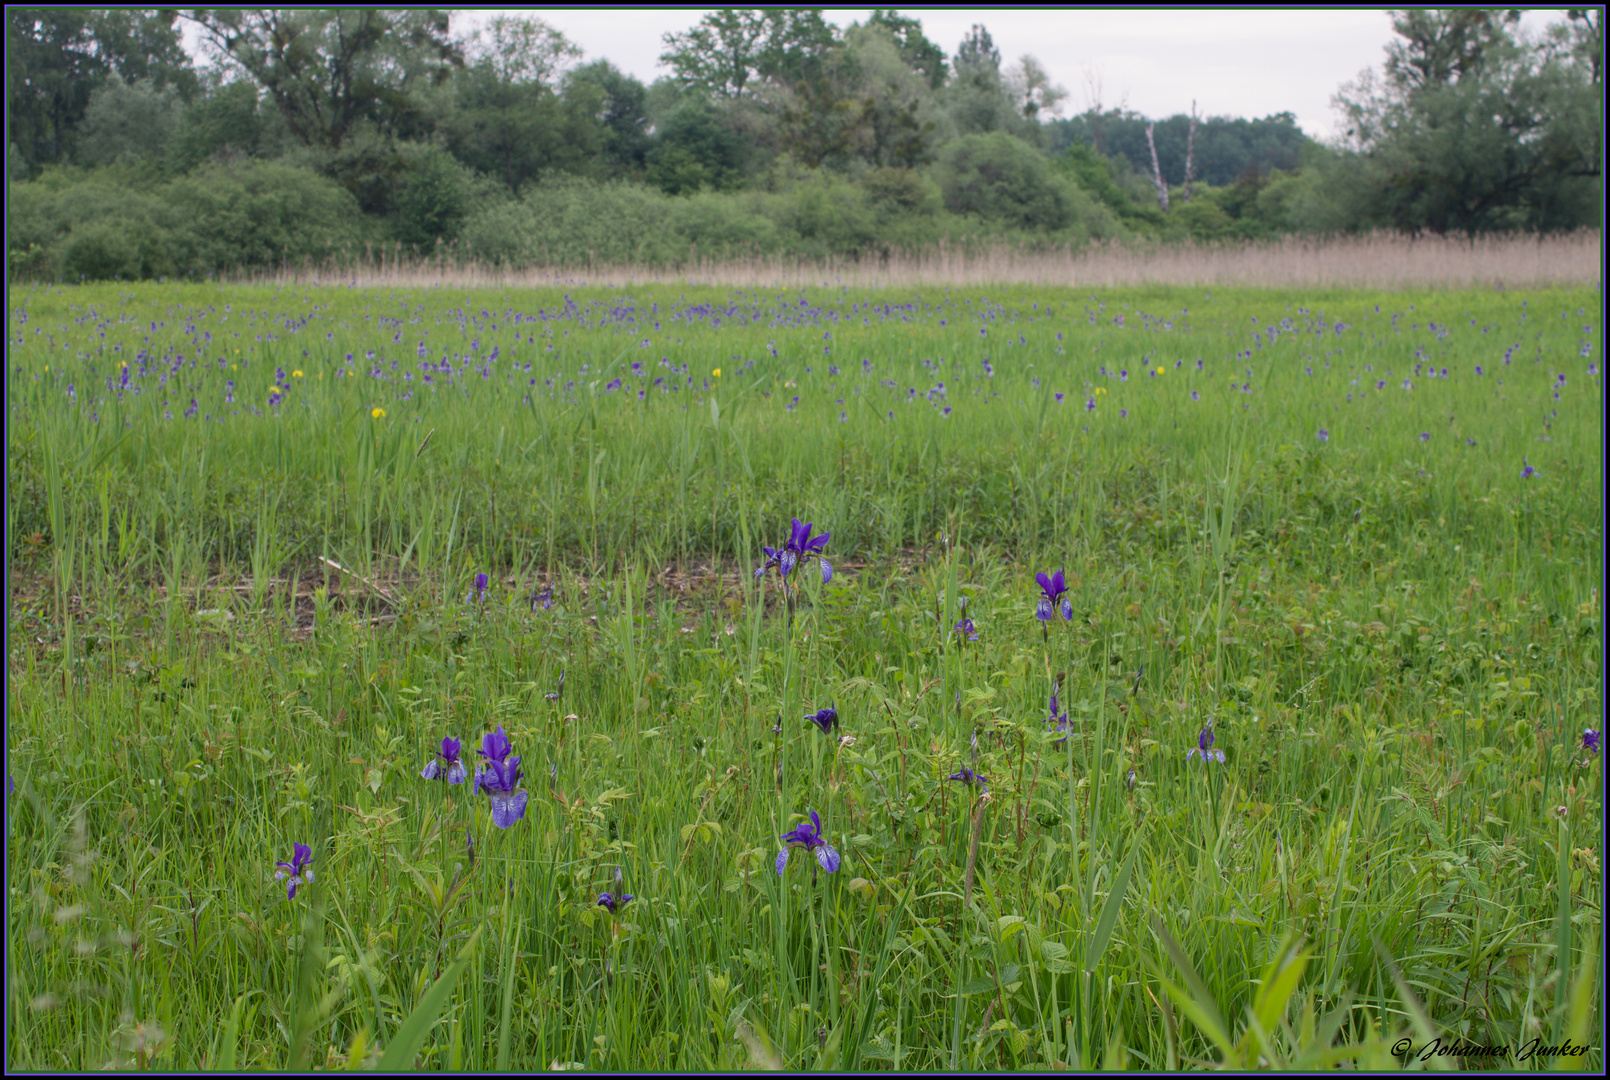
[775,848,790,876]
[1035,598,1053,621]
[422,760,441,780]
[819,558,832,585]
[446,760,467,785]
[780,550,797,577]
[489,790,528,829]
[810,808,822,835]
[816,844,841,873]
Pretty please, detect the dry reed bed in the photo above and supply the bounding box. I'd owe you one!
[258,230,1601,291]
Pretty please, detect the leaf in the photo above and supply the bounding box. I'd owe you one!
[377,927,481,1070]
[1149,918,1234,1060]
[1086,841,1138,973]
[215,994,245,1071]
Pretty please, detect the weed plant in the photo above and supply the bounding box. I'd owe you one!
[5,281,1602,1070]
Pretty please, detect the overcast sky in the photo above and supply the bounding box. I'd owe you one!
[449,8,1571,140]
[184,9,1573,141]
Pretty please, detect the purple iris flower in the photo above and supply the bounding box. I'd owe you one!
[1035,570,1071,622]
[1186,727,1225,763]
[1584,728,1600,755]
[806,706,839,734]
[467,572,489,603]
[597,892,634,913]
[274,842,314,899]
[1317,429,1329,442]
[776,810,840,875]
[422,736,467,783]
[953,615,978,641]
[1048,680,1069,742]
[756,518,832,585]
[1521,460,1536,479]
[478,726,513,764]
[531,585,553,612]
[476,755,528,829]
[947,767,988,791]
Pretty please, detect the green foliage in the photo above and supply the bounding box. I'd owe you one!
[7,8,196,173]
[659,9,841,100]
[7,161,370,280]
[392,149,471,248]
[189,8,461,151]
[1048,110,1307,189]
[165,80,286,175]
[645,100,751,194]
[1332,9,1602,234]
[75,76,185,167]
[935,132,1082,230]
[863,9,948,89]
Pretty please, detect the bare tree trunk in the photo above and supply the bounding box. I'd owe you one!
[1182,101,1199,204]
[1146,123,1169,212]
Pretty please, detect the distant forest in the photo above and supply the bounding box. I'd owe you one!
[7,8,1601,280]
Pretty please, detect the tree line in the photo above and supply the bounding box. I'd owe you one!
[6,8,1600,280]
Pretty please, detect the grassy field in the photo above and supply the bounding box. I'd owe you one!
[6,278,1602,1070]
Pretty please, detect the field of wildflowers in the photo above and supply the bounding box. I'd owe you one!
[6,280,1602,1070]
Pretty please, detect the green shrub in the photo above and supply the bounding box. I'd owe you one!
[393,148,471,248]
[933,131,1080,230]
[7,161,369,280]
[163,161,370,272]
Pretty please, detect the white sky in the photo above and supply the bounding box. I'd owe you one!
[185,8,1574,142]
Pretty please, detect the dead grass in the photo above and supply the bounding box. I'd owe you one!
[251,230,1600,291]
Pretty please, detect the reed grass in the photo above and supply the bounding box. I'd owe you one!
[240,230,1602,291]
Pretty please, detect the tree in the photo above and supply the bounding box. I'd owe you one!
[433,64,596,194]
[463,15,580,87]
[953,24,1000,82]
[842,24,948,168]
[8,8,196,172]
[660,9,840,101]
[1004,56,1067,121]
[564,62,651,177]
[943,23,1043,141]
[1333,9,1601,233]
[644,99,749,194]
[189,8,462,151]
[1382,8,1520,91]
[76,76,185,166]
[864,10,947,88]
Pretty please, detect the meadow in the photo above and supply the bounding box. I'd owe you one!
[5,275,1603,1070]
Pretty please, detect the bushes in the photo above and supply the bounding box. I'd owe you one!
[935,132,1070,228]
[163,161,372,270]
[7,161,369,280]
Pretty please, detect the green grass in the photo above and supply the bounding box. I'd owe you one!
[6,280,1602,1070]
